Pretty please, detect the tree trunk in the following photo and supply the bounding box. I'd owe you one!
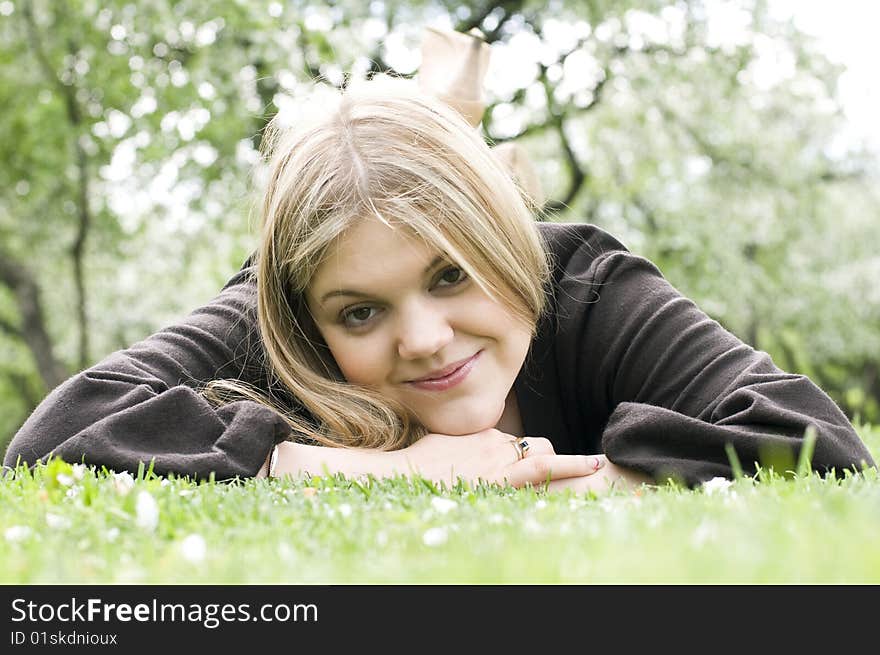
[0,253,68,392]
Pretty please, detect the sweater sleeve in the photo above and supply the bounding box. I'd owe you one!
[563,249,876,486]
[2,263,292,481]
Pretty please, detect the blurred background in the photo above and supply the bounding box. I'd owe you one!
[1,0,879,453]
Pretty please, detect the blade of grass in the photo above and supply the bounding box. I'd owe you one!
[725,443,745,479]
[796,426,818,478]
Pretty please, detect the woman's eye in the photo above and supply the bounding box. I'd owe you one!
[436,266,468,288]
[341,306,378,328]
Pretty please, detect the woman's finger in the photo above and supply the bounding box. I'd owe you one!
[501,435,554,464]
[505,454,605,487]
[518,436,554,456]
[542,460,654,494]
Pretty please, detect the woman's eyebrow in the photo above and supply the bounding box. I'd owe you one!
[318,255,447,305]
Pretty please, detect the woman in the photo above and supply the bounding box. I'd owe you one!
[3,77,874,493]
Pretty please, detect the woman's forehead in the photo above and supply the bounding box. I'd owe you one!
[308,217,448,294]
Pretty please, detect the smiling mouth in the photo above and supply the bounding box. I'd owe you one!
[405,351,482,391]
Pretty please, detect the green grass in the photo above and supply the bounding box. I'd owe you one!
[3,423,879,584]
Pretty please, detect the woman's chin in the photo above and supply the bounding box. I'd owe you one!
[420,411,501,436]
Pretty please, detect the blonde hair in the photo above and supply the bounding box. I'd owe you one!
[205,77,550,451]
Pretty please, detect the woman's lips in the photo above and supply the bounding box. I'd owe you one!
[405,351,481,391]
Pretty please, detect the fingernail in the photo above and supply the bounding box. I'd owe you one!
[593,458,605,471]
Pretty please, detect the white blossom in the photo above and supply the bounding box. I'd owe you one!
[45,513,71,530]
[72,464,86,480]
[105,528,120,542]
[690,520,717,548]
[338,503,352,518]
[179,534,207,563]
[4,525,31,542]
[702,477,733,496]
[113,471,135,495]
[135,491,159,531]
[56,473,74,487]
[276,542,295,561]
[430,497,458,514]
[422,527,448,547]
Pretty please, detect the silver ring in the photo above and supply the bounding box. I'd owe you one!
[512,437,530,461]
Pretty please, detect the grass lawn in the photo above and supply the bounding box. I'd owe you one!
[2,423,879,585]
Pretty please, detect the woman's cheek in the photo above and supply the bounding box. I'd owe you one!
[327,334,388,386]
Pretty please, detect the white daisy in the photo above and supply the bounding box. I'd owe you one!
[56,473,74,487]
[112,471,135,495]
[4,526,31,543]
[690,520,717,548]
[422,527,448,547]
[134,491,159,531]
[179,534,207,563]
[702,477,733,496]
[430,497,458,514]
[45,513,71,530]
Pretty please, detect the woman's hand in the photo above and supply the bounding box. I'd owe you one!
[393,429,606,488]
[268,431,625,493]
[542,455,653,495]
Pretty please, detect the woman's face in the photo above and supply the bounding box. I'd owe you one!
[306,217,532,436]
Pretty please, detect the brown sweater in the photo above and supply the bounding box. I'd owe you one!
[4,222,874,485]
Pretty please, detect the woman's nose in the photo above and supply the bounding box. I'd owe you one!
[396,301,454,360]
